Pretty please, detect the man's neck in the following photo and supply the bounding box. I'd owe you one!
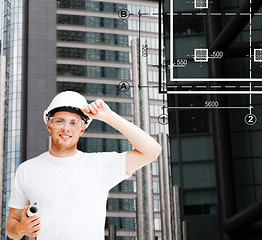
[49,147,77,158]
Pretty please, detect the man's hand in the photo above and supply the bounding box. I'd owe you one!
[82,99,112,122]
[7,206,41,239]
[17,206,41,237]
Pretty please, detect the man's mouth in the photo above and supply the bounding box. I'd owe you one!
[59,134,72,140]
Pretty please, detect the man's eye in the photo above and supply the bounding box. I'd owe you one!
[70,121,78,126]
[54,119,64,124]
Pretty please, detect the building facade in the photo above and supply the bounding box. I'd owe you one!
[0,55,6,235]
[164,0,262,240]
[1,0,167,239]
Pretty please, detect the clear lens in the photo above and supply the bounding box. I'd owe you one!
[49,117,85,129]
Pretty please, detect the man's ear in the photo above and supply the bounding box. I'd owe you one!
[46,121,52,133]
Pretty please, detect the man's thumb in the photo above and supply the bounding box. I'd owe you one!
[22,205,30,217]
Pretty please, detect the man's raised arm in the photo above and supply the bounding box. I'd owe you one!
[82,99,162,174]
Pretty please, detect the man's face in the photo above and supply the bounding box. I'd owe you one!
[47,111,85,154]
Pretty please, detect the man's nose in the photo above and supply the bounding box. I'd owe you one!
[61,121,71,130]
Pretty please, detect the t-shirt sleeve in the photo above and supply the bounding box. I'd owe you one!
[8,164,29,209]
[103,151,133,191]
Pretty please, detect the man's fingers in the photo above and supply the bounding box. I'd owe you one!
[16,209,41,238]
[87,104,95,114]
[88,102,99,114]
[28,218,41,236]
[28,229,40,237]
[82,100,105,114]
[95,99,103,108]
[82,103,98,114]
[27,214,40,222]
[21,205,30,218]
[91,102,99,110]
[31,216,41,224]
[82,105,90,114]
[27,215,40,229]
[82,100,109,120]
[32,222,41,232]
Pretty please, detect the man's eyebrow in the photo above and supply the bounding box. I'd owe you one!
[57,117,81,121]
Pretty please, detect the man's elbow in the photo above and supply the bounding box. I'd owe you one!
[149,143,162,162]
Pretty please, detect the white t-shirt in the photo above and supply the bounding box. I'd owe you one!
[8,150,131,240]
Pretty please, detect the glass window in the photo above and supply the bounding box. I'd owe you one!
[154,199,160,212]
[152,161,159,175]
[149,105,162,116]
[103,2,114,12]
[78,137,132,153]
[105,217,136,230]
[173,15,204,35]
[150,122,169,135]
[182,163,216,188]
[180,135,214,161]
[104,18,114,28]
[178,109,210,134]
[57,64,131,80]
[107,198,136,211]
[254,158,262,184]
[57,30,129,47]
[117,51,129,63]
[104,33,114,45]
[115,3,128,13]
[184,190,218,216]
[110,180,136,193]
[141,21,146,32]
[153,181,160,194]
[154,218,161,231]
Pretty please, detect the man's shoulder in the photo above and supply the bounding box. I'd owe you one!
[19,152,49,168]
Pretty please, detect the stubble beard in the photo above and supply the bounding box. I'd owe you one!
[51,136,78,154]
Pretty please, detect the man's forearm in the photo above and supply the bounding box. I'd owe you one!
[6,219,24,240]
[103,111,162,164]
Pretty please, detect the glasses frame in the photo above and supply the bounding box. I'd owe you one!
[49,116,85,130]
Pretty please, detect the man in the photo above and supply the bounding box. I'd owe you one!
[6,91,162,240]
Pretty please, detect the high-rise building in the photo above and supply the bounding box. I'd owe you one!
[164,0,262,240]
[0,55,6,236]
[1,0,167,239]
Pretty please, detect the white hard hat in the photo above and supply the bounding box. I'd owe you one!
[43,91,92,129]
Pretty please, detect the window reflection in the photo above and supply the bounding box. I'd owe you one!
[57,30,159,49]
[78,138,132,153]
[57,30,129,46]
[57,47,130,63]
[57,64,131,80]
[173,15,204,35]
[57,0,159,21]
[57,82,132,98]
[107,198,136,211]
[154,199,160,211]
[153,181,160,194]
[184,190,218,215]
[105,217,136,230]
[110,181,136,193]
[2,0,24,237]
